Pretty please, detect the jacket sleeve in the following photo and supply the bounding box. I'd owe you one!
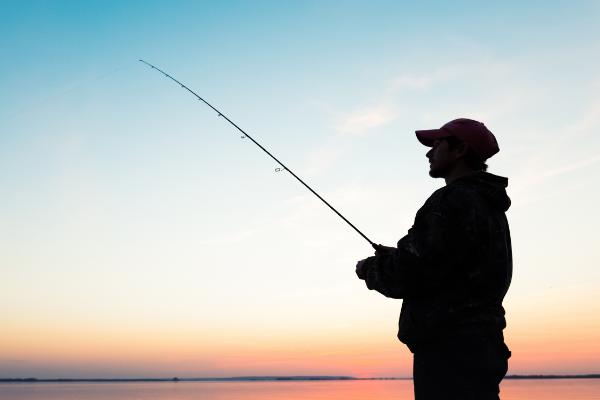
[363,192,461,299]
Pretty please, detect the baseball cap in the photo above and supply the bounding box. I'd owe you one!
[415,118,499,160]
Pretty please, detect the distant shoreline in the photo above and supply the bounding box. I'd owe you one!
[2,374,600,383]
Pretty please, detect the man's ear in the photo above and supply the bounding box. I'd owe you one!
[454,142,469,158]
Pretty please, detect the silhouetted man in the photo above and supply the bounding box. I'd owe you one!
[356,118,512,400]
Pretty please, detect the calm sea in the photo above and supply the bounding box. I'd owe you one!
[1,379,599,400]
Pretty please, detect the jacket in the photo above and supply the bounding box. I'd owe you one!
[362,172,512,353]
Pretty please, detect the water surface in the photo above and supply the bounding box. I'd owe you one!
[1,379,599,400]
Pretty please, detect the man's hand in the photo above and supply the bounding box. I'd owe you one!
[356,257,374,280]
[372,244,396,257]
[357,245,396,280]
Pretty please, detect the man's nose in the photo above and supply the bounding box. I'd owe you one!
[426,148,433,158]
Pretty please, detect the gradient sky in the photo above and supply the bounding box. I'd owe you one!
[1,0,600,378]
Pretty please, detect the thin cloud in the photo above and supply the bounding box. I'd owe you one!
[538,154,600,180]
[388,67,458,93]
[301,142,345,177]
[335,104,398,135]
[333,61,515,137]
[513,83,600,198]
[388,63,514,94]
[570,99,600,137]
[511,154,600,207]
[391,75,433,90]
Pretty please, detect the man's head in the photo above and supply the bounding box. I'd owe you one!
[415,118,498,179]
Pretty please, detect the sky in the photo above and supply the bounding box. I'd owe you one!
[1,0,600,379]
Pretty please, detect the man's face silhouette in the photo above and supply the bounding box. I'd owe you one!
[427,138,461,178]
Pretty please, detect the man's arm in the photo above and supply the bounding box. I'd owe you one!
[357,193,459,299]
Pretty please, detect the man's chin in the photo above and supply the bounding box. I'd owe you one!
[429,168,440,178]
[429,168,445,178]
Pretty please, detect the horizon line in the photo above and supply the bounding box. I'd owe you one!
[2,374,600,382]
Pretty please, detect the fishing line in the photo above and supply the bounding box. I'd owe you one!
[5,61,135,121]
[140,59,378,249]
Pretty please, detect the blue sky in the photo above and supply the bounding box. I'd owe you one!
[1,0,600,378]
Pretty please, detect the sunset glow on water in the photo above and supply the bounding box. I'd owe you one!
[2,380,600,400]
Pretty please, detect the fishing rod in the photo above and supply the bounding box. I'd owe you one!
[139,59,379,249]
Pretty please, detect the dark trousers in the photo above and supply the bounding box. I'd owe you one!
[413,334,511,400]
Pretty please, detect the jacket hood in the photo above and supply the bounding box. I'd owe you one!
[456,172,511,212]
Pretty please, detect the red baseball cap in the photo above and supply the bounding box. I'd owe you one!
[415,118,499,160]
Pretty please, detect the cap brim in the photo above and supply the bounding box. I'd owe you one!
[415,129,447,147]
